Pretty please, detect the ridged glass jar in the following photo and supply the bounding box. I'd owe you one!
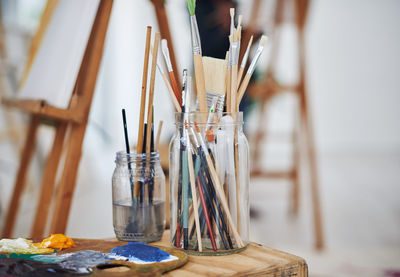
[169,112,249,255]
[112,151,166,242]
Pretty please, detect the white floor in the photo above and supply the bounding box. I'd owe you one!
[250,151,400,276]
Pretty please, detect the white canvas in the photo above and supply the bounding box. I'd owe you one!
[18,0,100,109]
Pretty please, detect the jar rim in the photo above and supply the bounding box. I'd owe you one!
[174,112,243,127]
[115,151,160,163]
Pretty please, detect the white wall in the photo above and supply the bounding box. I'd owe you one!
[307,0,400,153]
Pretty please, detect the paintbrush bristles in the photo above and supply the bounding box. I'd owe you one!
[259,35,268,46]
[186,0,196,16]
[203,57,227,96]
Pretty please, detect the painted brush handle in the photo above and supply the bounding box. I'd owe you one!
[169,71,181,106]
[193,54,207,113]
[187,149,203,252]
[204,154,244,247]
[200,155,233,249]
[182,150,189,249]
[197,175,217,251]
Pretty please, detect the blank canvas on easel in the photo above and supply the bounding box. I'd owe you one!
[17,0,100,109]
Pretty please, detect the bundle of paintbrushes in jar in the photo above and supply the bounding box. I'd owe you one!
[112,28,166,243]
[164,1,267,254]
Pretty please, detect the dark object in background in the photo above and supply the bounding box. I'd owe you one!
[196,0,235,59]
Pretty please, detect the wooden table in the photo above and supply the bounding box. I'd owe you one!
[70,230,307,276]
[154,231,308,276]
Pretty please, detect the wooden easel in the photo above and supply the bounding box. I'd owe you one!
[247,0,324,250]
[1,0,113,238]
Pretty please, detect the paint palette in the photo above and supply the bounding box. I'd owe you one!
[0,239,188,276]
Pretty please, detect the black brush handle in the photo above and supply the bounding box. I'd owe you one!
[199,149,234,249]
[198,164,229,250]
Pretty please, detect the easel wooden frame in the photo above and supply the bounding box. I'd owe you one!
[247,0,324,250]
[1,0,114,238]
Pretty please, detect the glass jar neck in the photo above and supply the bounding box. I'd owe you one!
[115,151,161,167]
[174,112,244,131]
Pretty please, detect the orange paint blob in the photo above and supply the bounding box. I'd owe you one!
[35,234,76,251]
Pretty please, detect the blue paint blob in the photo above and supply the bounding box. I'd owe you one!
[109,242,170,262]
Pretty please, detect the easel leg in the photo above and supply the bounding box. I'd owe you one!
[301,102,324,250]
[291,112,301,215]
[49,122,87,234]
[2,115,40,237]
[297,23,324,249]
[31,122,67,238]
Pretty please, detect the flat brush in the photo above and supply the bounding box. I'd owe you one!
[161,39,181,106]
[237,35,268,106]
[203,57,227,113]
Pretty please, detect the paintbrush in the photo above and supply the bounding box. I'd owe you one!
[191,127,233,249]
[229,33,240,113]
[237,35,268,106]
[152,46,182,112]
[161,39,181,106]
[191,129,219,251]
[185,120,202,251]
[175,69,188,248]
[135,26,152,199]
[186,0,207,113]
[203,57,227,113]
[121,109,135,201]
[237,35,253,87]
[194,122,244,247]
[145,32,160,157]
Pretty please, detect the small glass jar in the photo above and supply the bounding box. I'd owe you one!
[169,112,249,255]
[112,151,166,242]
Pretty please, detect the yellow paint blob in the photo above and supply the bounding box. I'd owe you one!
[35,234,76,251]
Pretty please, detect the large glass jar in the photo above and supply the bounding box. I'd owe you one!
[112,151,166,242]
[169,112,249,255]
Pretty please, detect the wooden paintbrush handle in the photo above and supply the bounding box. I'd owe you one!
[135,26,152,199]
[146,32,160,155]
[162,74,182,112]
[193,54,207,113]
[169,71,181,106]
[237,67,245,90]
[226,68,231,113]
[230,65,238,113]
[237,73,251,107]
